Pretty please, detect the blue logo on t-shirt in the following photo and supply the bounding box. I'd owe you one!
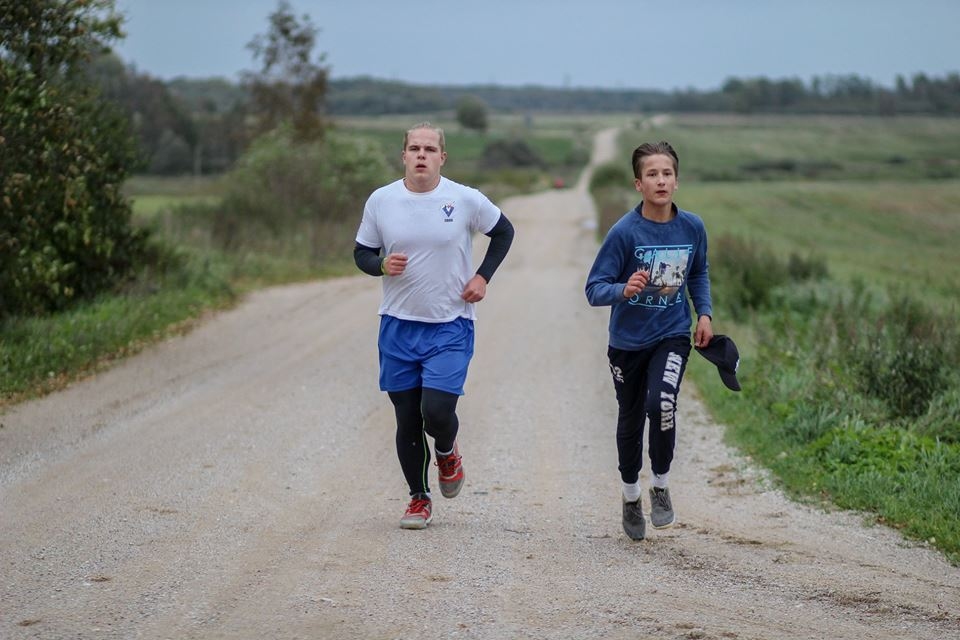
[441,203,455,221]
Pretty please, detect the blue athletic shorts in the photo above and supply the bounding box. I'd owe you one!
[378,315,475,395]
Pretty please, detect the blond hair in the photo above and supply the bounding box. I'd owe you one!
[403,122,445,152]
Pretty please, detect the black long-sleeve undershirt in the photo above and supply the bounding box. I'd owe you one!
[475,212,514,283]
[353,212,515,282]
[353,242,384,276]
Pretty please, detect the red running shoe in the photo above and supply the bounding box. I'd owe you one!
[436,443,464,498]
[400,495,433,529]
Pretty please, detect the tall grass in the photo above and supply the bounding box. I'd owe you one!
[0,247,235,404]
[600,114,960,561]
[701,282,960,561]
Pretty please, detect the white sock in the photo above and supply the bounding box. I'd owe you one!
[652,472,669,489]
[622,480,641,502]
[435,447,453,456]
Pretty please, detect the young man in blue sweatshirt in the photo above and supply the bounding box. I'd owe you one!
[585,141,714,541]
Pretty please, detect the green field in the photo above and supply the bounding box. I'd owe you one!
[610,114,960,303]
[125,175,226,221]
[680,180,960,302]
[604,113,960,562]
[623,113,960,181]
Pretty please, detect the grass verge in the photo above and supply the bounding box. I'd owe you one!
[594,115,960,562]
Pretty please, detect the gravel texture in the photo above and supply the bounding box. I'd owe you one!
[2,128,958,640]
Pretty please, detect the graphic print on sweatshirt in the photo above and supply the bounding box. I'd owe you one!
[629,244,692,308]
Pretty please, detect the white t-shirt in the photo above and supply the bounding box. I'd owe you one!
[356,176,502,322]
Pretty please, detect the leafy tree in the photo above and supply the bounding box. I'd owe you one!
[161,77,252,173]
[243,0,328,142]
[88,52,198,174]
[479,138,543,169]
[456,95,489,133]
[0,0,146,316]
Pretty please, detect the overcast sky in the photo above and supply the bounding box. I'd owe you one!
[113,0,960,91]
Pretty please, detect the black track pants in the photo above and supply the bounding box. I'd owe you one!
[388,387,460,496]
[607,337,691,483]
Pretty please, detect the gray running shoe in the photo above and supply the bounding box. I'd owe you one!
[622,498,646,540]
[649,487,676,529]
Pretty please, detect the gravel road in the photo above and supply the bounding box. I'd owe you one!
[2,128,958,640]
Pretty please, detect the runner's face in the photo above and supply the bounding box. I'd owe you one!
[634,154,678,207]
[402,129,446,191]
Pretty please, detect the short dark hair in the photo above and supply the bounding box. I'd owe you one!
[631,141,679,178]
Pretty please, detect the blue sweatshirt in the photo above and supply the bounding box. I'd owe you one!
[585,203,712,350]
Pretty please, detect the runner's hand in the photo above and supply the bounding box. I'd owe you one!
[694,314,713,348]
[623,269,649,298]
[461,274,487,303]
[382,253,407,276]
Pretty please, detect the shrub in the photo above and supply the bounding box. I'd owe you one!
[1,2,146,316]
[710,235,788,317]
[812,424,926,475]
[915,386,960,443]
[479,139,544,170]
[592,189,631,237]
[787,252,829,280]
[846,295,954,419]
[739,158,843,179]
[710,235,828,320]
[456,95,489,133]
[589,162,631,191]
[148,130,194,175]
[563,146,591,168]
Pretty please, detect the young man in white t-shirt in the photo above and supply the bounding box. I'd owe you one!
[354,122,515,529]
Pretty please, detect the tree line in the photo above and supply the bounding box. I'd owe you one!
[331,71,960,116]
[94,66,960,177]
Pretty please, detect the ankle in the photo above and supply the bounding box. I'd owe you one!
[651,472,669,489]
[622,480,641,502]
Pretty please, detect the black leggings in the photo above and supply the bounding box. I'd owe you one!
[388,387,460,496]
[608,337,691,483]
